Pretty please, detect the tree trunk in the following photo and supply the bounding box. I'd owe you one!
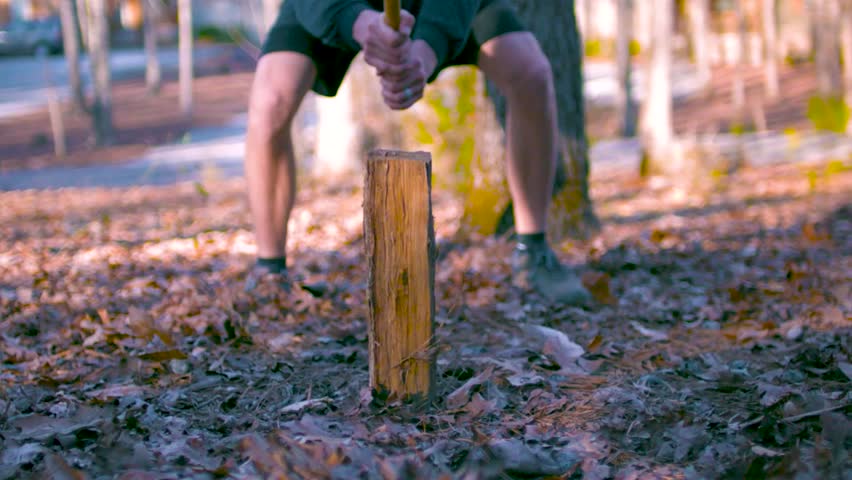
[762,0,779,98]
[57,0,87,112]
[733,4,747,110]
[76,0,88,48]
[813,0,843,96]
[178,0,193,119]
[639,0,674,176]
[616,0,637,137]
[842,0,852,133]
[143,0,161,94]
[263,0,281,35]
[582,0,594,43]
[313,60,363,176]
[490,0,598,240]
[85,0,113,145]
[687,0,711,82]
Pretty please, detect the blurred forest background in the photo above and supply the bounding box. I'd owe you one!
[0,1,850,478]
[1,0,850,238]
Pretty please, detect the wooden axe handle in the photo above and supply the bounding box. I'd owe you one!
[384,0,401,30]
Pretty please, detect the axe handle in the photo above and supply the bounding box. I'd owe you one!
[384,0,401,30]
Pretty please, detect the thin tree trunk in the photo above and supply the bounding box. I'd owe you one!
[178,0,193,120]
[813,0,843,96]
[490,0,598,240]
[842,0,852,133]
[616,0,637,137]
[762,0,779,98]
[143,0,161,94]
[687,0,711,82]
[582,0,594,44]
[733,4,747,110]
[639,0,674,176]
[57,0,87,112]
[85,0,113,145]
[263,0,280,35]
[76,0,88,47]
[314,61,362,175]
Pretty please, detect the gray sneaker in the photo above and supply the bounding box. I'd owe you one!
[511,246,592,306]
[244,265,331,298]
[244,264,291,294]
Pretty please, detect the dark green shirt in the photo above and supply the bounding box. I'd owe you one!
[289,0,481,67]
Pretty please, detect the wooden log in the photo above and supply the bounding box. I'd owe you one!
[364,150,436,403]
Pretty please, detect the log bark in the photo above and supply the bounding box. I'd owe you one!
[364,150,436,404]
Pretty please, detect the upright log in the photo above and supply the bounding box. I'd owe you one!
[364,150,435,403]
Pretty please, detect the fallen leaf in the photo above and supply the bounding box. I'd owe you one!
[526,325,584,369]
[630,321,668,341]
[581,271,616,304]
[751,445,785,457]
[280,397,332,415]
[10,406,106,442]
[137,349,187,362]
[446,367,494,410]
[837,362,852,381]
[43,452,90,480]
[85,384,147,401]
[487,438,579,476]
[507,371,545,388]
[1,443,43,466]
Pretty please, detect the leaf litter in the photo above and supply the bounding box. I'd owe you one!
[0,161,849,478]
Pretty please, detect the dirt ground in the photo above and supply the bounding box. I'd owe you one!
[0,153,849,477]
[0,59,828,175]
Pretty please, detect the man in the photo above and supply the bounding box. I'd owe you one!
[245,0,592,305]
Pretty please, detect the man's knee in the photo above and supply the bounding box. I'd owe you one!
[483,35,553,98]
[249,84,301,138]
[505,53,553,97]
[248,52,315,137]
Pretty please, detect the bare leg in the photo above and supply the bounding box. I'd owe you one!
[245,52,316,261]
[477,32,591,305]
[478,32,557,235]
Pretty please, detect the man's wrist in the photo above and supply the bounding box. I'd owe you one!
[352,9,381,48]
[412,40,438,79]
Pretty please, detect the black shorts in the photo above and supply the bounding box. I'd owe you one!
[261,0,525,97]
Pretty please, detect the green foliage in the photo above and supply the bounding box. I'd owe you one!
[729,122,752,136]
[195,25,242,44]
[194,182,209,199]
[806,95,850,133]
[629,39,642,57]
[803,159,851,193]
[416,68,478,193]
[824,158,851,176]
[415,68,510,236]
[585,39,602,57]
